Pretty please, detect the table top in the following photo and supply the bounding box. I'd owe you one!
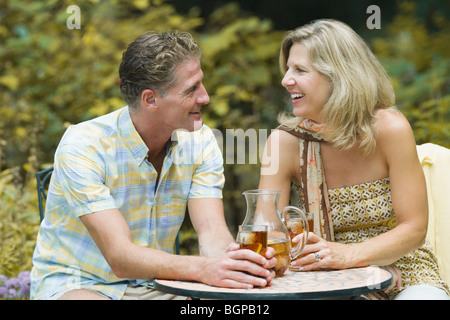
[154,265,392,300]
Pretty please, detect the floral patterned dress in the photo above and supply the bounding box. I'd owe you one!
[327,177,449,297]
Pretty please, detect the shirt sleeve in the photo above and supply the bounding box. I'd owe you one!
[54,127,117,217]
[188,126,225,199]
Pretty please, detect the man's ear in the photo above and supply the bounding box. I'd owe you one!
[141,89,158,110]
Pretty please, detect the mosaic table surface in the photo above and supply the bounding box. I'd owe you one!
[154,266,392,299]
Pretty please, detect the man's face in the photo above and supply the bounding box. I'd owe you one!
[156,58,210,132]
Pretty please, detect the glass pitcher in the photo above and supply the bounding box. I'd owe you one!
[239,189,309,276]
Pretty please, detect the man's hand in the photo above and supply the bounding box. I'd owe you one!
[197,243,277,289]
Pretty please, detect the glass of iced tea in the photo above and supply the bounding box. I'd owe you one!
[286,213,313,246]
[237,225,268,256]
[267,238,291,277]
[285,211,314,270]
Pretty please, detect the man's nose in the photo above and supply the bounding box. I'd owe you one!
[197,84,210,105]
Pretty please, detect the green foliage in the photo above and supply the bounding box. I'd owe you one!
[0,0,203,170]
[372,1,450,148]
[0,168,40,278]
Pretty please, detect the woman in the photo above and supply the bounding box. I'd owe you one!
[259,19,449,299]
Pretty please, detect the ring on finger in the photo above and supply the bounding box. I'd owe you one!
[314,252,321,262]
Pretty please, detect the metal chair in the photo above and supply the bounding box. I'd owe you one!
[36,166,54,222]
[35,166,180,254]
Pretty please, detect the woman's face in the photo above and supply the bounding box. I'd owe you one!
[281,43,332,123]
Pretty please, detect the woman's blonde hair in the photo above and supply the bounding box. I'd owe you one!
[279,19,396,155]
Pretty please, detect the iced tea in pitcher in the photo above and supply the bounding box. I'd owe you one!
[239,190,309,277]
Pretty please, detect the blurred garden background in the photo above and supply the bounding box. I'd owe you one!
[0,0,449,298]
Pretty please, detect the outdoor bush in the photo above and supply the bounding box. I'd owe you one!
[0,168,40,278]
[372,1,450,148]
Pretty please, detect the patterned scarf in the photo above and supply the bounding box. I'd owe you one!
[278,119,334,241]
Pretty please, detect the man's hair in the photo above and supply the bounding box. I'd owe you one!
[119,30,201,110]
[279,19,396,155]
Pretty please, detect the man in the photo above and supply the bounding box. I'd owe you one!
[30,31,275,300]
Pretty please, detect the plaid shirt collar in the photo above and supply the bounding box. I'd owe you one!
[118,106,177,166]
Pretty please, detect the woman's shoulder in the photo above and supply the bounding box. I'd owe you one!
[374,108,413,140]
[264,128,301,176]
[270,126,301,145]
[374,108,417,156]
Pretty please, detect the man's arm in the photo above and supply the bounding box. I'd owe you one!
[80,209,201,280]
[187,198,234,256]
[80,206,275,288]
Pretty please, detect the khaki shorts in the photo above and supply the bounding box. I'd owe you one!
[50,285,186,300]
[121,284,186,300]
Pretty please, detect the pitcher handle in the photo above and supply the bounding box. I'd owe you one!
[280,206,309,260]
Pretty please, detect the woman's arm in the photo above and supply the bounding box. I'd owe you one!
[295,111,428,270]
[258,129,301,208]
[352,110,428,265]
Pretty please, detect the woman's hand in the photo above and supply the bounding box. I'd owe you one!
[291,233,402,292]
[290,232,355,270]
[382,264,402,292]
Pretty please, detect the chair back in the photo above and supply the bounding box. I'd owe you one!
[36,166,54,222]
[417,143,450,285]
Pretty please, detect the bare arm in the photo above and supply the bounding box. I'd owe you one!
[350,111,428,266]
[80,209,204,280]
[295,111,428,270]
[187,198,234,256]
[80,199,276,288]
[258,129,301,208]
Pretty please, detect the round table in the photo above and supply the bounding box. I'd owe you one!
[154,266,392,300]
